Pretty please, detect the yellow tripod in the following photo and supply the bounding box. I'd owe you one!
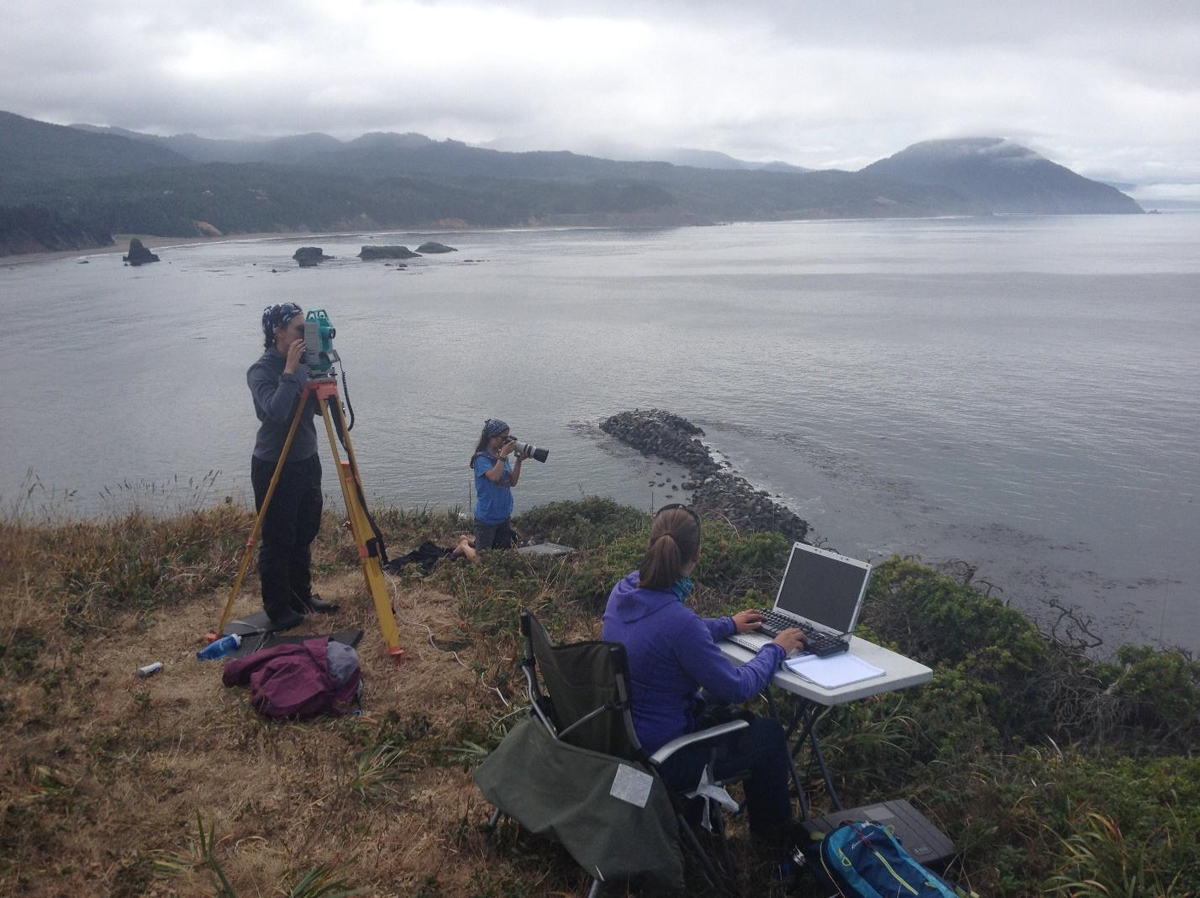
[214,375,403,662]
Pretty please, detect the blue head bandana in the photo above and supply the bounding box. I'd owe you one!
[483,418,509,439]
[262,302,303,339]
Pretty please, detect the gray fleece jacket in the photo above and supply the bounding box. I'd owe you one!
[247,348,318,462]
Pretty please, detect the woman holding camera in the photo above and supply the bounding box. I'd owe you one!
[246,302,338,627]
[602,504,805,850]
[457,418,529,560]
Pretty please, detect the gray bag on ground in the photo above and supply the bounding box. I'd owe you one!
[474,715,684,888]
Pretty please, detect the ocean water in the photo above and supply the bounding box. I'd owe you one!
[2,215,1197,651]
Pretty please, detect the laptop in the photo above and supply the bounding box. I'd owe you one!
[728,542,872,657]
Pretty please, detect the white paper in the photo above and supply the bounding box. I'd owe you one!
[784,652,885,688]
[685,767,739,831]
[610,763,654,808]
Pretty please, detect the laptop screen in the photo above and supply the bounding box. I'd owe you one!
[775,542,872,635]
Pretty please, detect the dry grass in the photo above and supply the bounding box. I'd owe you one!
[0,509,544,898]
[24,498,1196,896]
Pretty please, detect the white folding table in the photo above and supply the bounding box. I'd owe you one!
[720,635,932,817]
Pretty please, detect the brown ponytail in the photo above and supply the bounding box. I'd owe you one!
[639,506,701,591]
[469,426,490,468]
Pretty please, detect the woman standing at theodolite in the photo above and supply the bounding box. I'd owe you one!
[247,302,339,627]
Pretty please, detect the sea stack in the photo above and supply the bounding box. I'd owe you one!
[122,238,160,266]
[359,245,420,260]
[293,247,326,267]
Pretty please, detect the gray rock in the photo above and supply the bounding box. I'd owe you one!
[123,238,160,266]
[416,241,457,254]
[359,245,419,260]
[293,247,326,267]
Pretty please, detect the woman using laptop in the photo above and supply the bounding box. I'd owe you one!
[602,504,805,851]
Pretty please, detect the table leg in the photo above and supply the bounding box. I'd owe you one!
[764,689,809,820]
[790,703,842,811]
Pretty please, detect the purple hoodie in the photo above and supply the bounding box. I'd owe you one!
[602,571,786,755]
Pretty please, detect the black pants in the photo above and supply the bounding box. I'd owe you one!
[655,716,792,841]
[251,453,322,618]
[474,518,517,550]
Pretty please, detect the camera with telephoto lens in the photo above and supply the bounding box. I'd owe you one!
[302,309,339,375]
[508,438,549,463]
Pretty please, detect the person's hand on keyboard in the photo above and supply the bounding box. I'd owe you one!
[772,628,806,655]
[731,610,766,633]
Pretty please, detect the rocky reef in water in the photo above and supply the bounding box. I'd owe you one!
[600,409,809,543]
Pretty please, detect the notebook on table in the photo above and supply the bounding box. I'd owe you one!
[783,651,885,689]
[726,541,873,659]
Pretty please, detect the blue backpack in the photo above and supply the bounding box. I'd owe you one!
[814,821,968,898]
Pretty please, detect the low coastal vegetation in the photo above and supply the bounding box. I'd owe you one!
[1,495,1196,896]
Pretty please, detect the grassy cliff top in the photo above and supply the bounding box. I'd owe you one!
[1,497,1196,897]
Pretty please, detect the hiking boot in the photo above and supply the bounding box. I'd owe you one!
[299,594,339,615]
[770,849,808,891]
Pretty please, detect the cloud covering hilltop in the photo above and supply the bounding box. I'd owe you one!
[1,0,1196,203]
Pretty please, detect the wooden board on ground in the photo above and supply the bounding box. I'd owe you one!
[517,542,575,557]
[222,609,294,637]
[225,628,364,661]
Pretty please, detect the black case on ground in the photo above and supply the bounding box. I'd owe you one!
[800,798,955,871]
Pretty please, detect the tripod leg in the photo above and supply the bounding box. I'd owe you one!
[216,393,307,635]
[319,402,404,661]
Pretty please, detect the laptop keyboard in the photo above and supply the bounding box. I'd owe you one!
[757,610,850,657]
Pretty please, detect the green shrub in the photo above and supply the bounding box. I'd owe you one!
[866,558,1049,669]
[1101,645,1200,752]
[514,496,648,549]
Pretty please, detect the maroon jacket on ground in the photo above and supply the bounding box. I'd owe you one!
[222,637,360,719]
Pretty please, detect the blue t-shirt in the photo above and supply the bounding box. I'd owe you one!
[473,452,514,525]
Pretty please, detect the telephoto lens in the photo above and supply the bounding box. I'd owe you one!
[511,440,549,463]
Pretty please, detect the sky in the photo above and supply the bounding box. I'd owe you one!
[3,0,1198,197]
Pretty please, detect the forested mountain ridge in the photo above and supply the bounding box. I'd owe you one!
[862,138,1142,214]
[0,111,1141,253]
[0,111,188,186]
[0,204,113,256]
[70,124,436,165]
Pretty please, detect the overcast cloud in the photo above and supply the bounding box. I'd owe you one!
[2,0,1198,195]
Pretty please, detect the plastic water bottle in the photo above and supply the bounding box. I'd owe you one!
[196,633,242,660]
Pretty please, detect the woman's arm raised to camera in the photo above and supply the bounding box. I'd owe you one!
[484,442,514,484]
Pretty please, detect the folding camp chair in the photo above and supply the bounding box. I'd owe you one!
[475,609,751,897]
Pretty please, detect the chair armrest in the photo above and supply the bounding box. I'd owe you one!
[648,719,749,766]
